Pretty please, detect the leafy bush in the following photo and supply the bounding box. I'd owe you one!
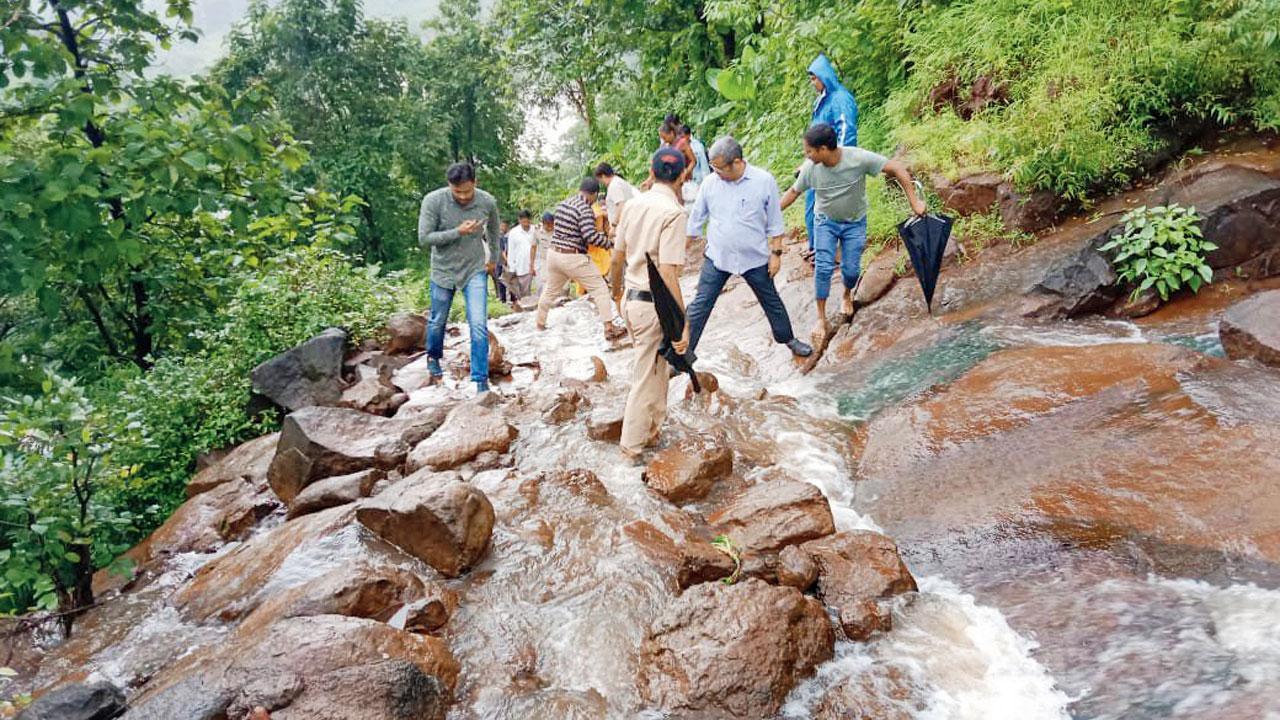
[95,248,409,540]
[0,371,138,633]
[1100,204,1214,300]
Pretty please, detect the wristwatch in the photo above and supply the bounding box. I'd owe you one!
[771,248,783,256]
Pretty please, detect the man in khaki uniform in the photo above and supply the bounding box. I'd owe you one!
[609,148,690,458]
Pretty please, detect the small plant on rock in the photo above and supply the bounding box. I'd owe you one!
[710,535,742,585]
[1100,204,1215,301]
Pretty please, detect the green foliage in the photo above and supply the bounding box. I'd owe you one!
[710,534,742,585]
[0,370,138,630]
[98,247,409,533]
[1100,204,1215,301]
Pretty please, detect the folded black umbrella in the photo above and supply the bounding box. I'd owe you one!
[645,253,701,393]
[897,213,953,313]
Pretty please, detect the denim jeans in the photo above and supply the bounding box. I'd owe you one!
[426,270,489,384]
[686,256,796,364]
[804,189,816,250]
[813,214,868,301]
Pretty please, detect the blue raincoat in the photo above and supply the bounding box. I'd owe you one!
[805,54,859,246]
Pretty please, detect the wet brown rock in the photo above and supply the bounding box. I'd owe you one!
[338,375,407,416]
[123,615,458,720]
[143,477,277,559]
[172,506,356,623]
[267,407,413,504]
[186,433,279,498]
[238,563,426,636]
[1113,288,1161,318]
[406,402,516,472]
[399,587,460,634]
[356,476,495,577]
[854,249,900,308]
[934,172,1002,216]
[623,521,735,589]
[813,667,926,719]
[250,327,347,412]
[638,578,834,718]
[585,403,625,442]
[385,312,427,354]
[799,531,917,640]
[1219,289,1280,367]
[643,435,733,504]
[998,183,1059,233]
[707,480,836,556]
[542,388,585,424]
[777,544,818,590]
[287,468,383,519]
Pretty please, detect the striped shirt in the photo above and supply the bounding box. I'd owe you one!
[552,193,610,253]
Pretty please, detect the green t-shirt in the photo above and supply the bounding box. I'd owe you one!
[791,147,889,222]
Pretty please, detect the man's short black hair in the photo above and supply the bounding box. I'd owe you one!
[593,162,615,178]
[446,162,476,185]
[651,147,686,183]
[803,123,838,151]
[579,176,601,194]
[517,209,531,220]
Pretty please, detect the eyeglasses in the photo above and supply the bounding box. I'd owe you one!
[710,160,737,177]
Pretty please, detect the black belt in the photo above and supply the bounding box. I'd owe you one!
[626,289,654,302]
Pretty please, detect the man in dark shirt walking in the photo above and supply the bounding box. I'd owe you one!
[417,162,502,395]
[536,177,627,340]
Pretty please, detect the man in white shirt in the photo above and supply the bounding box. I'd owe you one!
[503,209,538,303]
[594,162,640,232]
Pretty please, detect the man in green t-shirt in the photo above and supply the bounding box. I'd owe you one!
[781,123,927,341]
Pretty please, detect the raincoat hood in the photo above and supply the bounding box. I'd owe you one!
[808,54,847,97]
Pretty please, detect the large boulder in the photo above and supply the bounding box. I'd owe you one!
[356,473,495,577]
[854,249,899,308]
[933,172,1002,217]
[16,681,125,720]
[1219,290,1280,367]
[185,433,279,498]
[287,468,383,519]
[120,615,458,720]
[250,327,347,412]
[637,578,834,718]
[338,376,407,417]
[385,312,427,354]
[406,402,516,472]
[706,480,836,556]
[998,183,1059,234]
[139,477,276,558]
[1032,244,1119,318]
[237,563,426,636]
[1178,166,1280,276]
[267,407,415,504]
[643,434,733,504]
[798,531,917,640]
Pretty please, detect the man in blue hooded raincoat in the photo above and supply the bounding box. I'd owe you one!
[805,54,859,249]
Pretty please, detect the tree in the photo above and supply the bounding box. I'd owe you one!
[1,0,306,371]
[215,0,455,265]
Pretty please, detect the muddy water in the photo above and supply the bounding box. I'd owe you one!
[431,253,1280,719]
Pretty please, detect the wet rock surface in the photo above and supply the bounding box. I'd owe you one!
[385,311,427,354]
[1220,289,1280,366]
[250,327,347,411]
[800,531,918,640]
[707,479,836,556]
[638,578,834,718]
[267,406,413,503]
[643,434,733,504]
[287,468,382,518]
[406,401,516,471]
[15,681,125,720]
[356,473,495,577]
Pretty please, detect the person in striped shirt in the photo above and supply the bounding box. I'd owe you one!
[535,177,627,340]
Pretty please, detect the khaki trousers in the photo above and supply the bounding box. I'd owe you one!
[536,250,614,326]
[620,297,669,454]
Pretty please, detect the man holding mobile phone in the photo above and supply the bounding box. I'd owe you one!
[418,162,502,395]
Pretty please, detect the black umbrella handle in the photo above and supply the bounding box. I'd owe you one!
[686,368,702,394]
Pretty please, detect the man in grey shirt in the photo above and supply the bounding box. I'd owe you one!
[418,162,502,394]
[781,123,926,341]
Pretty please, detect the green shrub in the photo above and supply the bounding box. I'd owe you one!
[95,248,409,541]
[1100,204,1214,300]
[0,371,137,631]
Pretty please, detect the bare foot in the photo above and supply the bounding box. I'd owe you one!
[810,323,829,346]
[840,293,855,318]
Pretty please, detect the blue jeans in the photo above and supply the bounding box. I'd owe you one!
[426,271,489,384]
[813,214,868,301]
[686,257,796,364]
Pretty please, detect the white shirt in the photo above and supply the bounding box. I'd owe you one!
[686,164,785,275]
[506,224,537,275]
[605,176,639,225]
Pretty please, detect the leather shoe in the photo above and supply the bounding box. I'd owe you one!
[787,339,813,357]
